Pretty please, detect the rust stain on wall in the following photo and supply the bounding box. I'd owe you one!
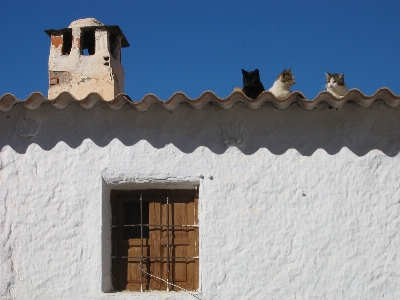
[75,37,80,49]
[51,35,63,48]
[49,74,59,85]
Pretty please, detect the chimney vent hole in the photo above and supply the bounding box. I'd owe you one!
[62,31,72,55]
[81,29,95,55]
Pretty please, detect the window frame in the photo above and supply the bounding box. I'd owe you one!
[110,189,199,293]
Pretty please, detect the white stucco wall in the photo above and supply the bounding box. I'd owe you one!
[0,101,399,299]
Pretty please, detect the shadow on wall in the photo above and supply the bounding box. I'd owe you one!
[1,101,400,156]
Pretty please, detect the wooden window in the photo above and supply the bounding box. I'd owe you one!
[111,189,199,292]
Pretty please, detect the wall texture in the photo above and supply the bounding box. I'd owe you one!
[0,101,399,299]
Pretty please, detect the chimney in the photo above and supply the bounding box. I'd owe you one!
[44,18,129,100]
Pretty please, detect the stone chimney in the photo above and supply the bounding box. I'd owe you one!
[45,18,129,100]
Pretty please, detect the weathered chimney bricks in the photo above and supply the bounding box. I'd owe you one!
[45,18,129,100]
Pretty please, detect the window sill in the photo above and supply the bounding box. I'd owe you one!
[103,290,203,299]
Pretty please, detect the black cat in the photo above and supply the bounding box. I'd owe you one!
[241,69,265,99]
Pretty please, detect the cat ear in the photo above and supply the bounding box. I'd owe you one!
[325,72,331,79]
[288,68,291,73]
[339,73,344,78]
[242,69,247,75]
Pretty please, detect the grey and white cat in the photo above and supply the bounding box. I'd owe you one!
[268,69,295,99]
[325,72,348,97]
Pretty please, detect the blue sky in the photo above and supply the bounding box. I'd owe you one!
[0,0,399,100]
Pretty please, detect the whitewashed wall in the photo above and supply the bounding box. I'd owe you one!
[0,101,399,300]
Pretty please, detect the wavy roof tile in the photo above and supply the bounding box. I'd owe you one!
[0,88,399,112]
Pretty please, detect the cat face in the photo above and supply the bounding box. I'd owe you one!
[241,68,265,99]
[242,69,260,86]
[325,72,345,90]
[325,72,348,97]
[278,68,295,86]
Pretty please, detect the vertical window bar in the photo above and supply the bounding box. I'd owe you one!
[140,190,143,292]
[166,191,170,291]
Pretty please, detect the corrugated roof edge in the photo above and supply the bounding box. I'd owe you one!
[1,88,399,112]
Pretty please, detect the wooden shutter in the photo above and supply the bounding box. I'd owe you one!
[111,190,198,292]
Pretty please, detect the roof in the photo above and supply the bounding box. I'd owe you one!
[1,89,399,112]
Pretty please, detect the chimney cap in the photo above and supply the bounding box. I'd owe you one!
[68,18,104,28]
[44,18,130,47]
